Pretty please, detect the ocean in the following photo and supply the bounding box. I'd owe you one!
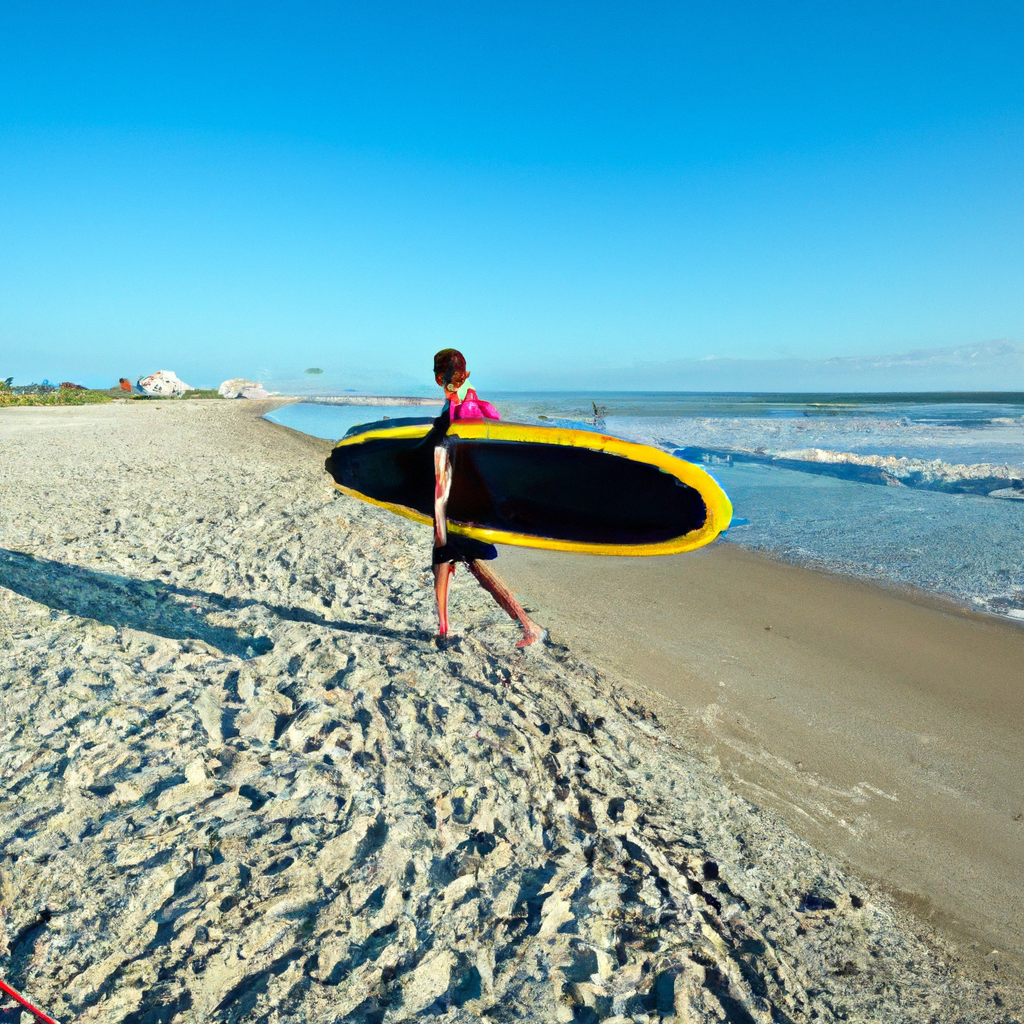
[265,392,1024,621]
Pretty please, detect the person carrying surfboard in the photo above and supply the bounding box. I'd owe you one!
[430,348,546,648]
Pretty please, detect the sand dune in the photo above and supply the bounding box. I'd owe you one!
[0,400,1019,1022]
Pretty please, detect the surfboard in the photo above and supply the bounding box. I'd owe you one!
[324,417,732,556]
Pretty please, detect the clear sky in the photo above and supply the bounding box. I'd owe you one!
[2,2,1022,391]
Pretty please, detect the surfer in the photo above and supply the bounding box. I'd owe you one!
[431,348,546,648]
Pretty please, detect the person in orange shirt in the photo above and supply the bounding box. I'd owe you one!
[430,348,545,647]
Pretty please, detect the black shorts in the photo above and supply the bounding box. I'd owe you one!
[432,535,498,565]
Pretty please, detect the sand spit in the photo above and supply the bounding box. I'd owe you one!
[0,401,1018,1023]
[302,397,438,407]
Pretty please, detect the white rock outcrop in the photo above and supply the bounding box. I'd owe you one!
[219,378,271,399]
[137,370,193,396]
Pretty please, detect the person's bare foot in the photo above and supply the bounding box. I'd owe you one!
[466,559,546,649]
[515,623,547,648]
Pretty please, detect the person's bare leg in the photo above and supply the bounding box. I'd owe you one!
[468,559,546,648]
[433,561,456,637]
[432,445,455,636]
[433,445,452,548]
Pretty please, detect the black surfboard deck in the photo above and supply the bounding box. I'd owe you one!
[325,418,732,555]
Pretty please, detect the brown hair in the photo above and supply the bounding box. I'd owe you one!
[433,348,467,388]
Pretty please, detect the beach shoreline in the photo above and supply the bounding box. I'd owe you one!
[496,542,1024,971]
[1,400,1021,1021]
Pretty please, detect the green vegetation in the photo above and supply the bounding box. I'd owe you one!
[0,385,114,407]
[0,378,226,406]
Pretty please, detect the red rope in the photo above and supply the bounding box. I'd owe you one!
[0,978,59,1024]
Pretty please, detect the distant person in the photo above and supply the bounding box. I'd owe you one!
[429,348,545,647]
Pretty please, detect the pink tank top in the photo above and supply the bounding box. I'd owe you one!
[449,388,500,422]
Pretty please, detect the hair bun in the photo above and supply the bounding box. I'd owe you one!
[433,348,467,386]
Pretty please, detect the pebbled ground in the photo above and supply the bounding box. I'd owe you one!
[0,400,1020,1023]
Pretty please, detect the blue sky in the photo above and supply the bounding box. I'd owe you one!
[1,2,1022,391]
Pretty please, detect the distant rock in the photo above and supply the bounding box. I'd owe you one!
[137,370,193,396]
[219,378,271,399]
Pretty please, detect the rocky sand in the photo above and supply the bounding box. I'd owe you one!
[1,400,1019,1023]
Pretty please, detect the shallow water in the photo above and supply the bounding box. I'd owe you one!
[267,393,1024,619]
[709,462,1024,618]
[265,402,440,441]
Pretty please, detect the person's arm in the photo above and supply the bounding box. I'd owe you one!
[476,398,500,420]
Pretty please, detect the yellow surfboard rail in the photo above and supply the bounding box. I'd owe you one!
[330,420,733,556]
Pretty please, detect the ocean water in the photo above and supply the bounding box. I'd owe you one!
[266,401,439,440]
[266,392,1024,621]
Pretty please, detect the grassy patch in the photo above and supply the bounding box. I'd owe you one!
[0,387,114,407]
[179,389,224,399]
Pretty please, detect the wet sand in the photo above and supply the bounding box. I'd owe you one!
[497,542,1024,970]
[1,399,1021,1021]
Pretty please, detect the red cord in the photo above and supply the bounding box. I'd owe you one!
[0,978,59,1024]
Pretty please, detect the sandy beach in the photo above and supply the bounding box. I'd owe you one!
[497,545,1024,967]
[1,399,1021,1022]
